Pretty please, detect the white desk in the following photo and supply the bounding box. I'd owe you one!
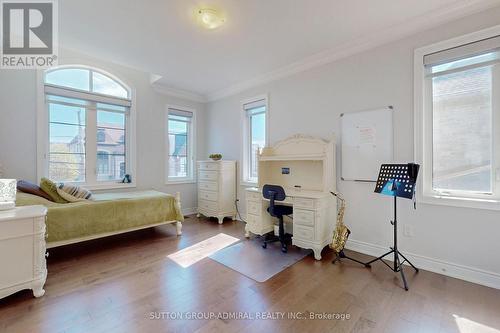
[245,134,337,260]
[244,187,336,260]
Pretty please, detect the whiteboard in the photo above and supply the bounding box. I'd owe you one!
[341,106,394,182]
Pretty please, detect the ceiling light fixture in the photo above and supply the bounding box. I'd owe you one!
[198,8,225,30]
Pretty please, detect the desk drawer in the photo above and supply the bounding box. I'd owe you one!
[198,170,218,181]
[198,199,218,212]
[247,201,262,216]
[246,191,261,202]
[198,162,219,171]
[294,209,315,227]
[199,190,218,202]
[294,197,315,209]
[198,181,218,192]
[294,225,315,241]
[246,213,260,227]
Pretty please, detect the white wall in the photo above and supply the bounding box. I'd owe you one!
[205,7,500,288]
[0,48,206,213]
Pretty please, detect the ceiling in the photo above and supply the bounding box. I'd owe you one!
[59,0,500,101]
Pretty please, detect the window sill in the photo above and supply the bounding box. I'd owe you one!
[166,179,196,185]
[421,193,500,211]
[84,182,136,191]
[240,180,257,187]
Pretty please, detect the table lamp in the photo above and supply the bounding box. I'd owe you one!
[0,179,17,210]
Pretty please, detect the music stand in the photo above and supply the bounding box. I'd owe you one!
[364,163,420,291]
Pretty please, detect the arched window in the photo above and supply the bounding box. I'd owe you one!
[41,66,133,187]
[45,67,129,98]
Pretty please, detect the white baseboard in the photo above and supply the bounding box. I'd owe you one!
[182,206,500,289]
[185,206,246,222]
[182,207,197,216]
[346,239,500,290]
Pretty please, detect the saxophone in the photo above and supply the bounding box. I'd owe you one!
[329,192,350,254]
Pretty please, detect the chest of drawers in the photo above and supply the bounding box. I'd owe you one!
[0,205,48,299]
[196,160,236,224]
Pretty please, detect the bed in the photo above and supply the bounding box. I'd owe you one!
[15,190,184,248]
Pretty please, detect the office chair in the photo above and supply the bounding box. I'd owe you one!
[262,184,293,253]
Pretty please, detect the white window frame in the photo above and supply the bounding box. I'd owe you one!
[241,95,269,186]
[36,65,137,190]
[414,25,500,210]
[165,105,196,184]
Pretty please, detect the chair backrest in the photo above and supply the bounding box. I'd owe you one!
[262,184,286,201]
[263,184,286,217]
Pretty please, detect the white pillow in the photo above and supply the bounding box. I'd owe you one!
[56,183,92,202]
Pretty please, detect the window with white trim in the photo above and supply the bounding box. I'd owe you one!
[42,67,133,187]
[242,97,267,184]
[167,107,194,182]
[417,33,500,206]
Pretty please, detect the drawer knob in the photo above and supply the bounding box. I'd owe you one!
[45,252,49,258]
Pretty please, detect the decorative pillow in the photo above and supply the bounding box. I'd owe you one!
[40,178,68,203]
[56,183,92,202]
[17,180,54,202]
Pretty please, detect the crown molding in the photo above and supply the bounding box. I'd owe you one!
[205,0,500,102]
[152,81,207,103]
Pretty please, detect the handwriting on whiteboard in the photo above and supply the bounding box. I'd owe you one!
[358,126,376,145]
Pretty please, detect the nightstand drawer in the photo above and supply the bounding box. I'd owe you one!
[199,190,218,202]
[294,225,315,241]
[0,218,33,239]
[198,181,218,192]
[247,201,262,216]
[294,209,315,227]
[198,170,218,181]
[198,162,220,171]
[198,199,218,212]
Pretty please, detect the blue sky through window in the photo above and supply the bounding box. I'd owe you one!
[97,111,125,128]
[46,68,90,91]
[49,104,125,143]
[49,104,85,144]
[251,107,266,146]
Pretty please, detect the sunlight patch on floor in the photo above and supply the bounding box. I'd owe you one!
[167,233,240,268]
[454,314,500,333]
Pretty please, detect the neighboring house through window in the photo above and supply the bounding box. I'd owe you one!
[167,107,195,182]
[38,66,134,189]
[242,96,268,184]
[415,28,500,209]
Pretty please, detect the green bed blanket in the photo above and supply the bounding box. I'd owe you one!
[16,190,183,244]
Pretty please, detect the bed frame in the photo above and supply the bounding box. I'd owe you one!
[46,192,183,248]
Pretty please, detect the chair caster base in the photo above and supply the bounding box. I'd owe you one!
[261,232,291,253]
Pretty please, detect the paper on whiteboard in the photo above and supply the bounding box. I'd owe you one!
[358,126,376,145]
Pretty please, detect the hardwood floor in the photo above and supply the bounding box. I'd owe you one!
[1,215,500,333]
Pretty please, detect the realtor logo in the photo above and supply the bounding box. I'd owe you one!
[1,0,58,68]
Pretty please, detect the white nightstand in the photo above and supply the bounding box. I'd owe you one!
[0,205,48,299]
